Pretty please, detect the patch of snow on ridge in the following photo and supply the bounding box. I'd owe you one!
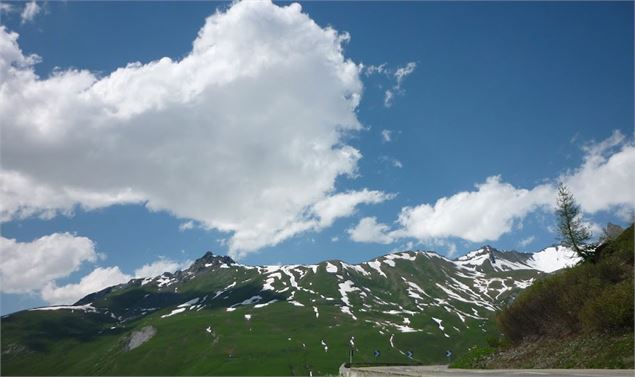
[342,262,370,276]
[514,278,534,289]
[338,280,360,320]
[161,307,186,318]
[341,306,357,320]
[366,260,387,277]
[157,275,177,287]
[254,299,277,308]
[527,246,580,273]
[453,249,490,270]
[261,272,282,291]
[281,266,299,288]
[238,296,262,305]
[30,304,97,312]
[213,281,236,299]
[177,298,200,307]
[491,258,532,271]
[263,265,282,273]
[325,262,338,273]
[432,317,450,338]
[395,324,420,333]
[338,280,359,306]
[385,252,416,263]
[403,279,431,300]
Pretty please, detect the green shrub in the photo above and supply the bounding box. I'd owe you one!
[497,225,633,344]
[580,279,634,333]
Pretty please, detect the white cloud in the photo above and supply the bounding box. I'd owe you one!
[350,131,633,248]
[0,1,385,258]
[363,63,387,76]
[178,221,195,232]
[0,233,98,294]
[0,230,191,304]
[41,267,131,305]
[40,257,192,305]
[133,258,191,278]
[518,236,535,248]
[445,242,458,258]
[20,1,40,24]
[379,155,403,169]
[562,130,635,214]
[311,189,394,228]
[394,62,416,87]
[0,3,14,15]
[348,217,394,244]
[381,129,392,142]
[384,90,395,107]
[393,176,554,243]
[384,61,416,107]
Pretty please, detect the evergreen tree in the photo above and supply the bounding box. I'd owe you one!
[556,183,595,261]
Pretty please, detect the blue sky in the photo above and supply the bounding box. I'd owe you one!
[0,1,633,314]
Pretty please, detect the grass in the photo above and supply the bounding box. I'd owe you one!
[0,251,543,375]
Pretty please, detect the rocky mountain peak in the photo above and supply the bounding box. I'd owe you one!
[192,251,235,268]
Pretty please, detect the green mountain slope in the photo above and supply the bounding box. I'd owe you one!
[1,246,578,375]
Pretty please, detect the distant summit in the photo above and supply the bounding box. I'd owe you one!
[189,251,235,273]
[454,245,580,273]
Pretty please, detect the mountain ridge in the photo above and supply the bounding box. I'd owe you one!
[68,244,579,309]
[2,244,579,375]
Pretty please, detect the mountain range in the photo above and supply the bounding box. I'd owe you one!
[1,245,580,375]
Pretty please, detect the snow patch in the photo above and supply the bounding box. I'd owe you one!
[527,246,580,273]
[325,262,338,273]
[30,304,97,312]
[161,307,186,318]
[254,299,277,308]
[177,298,200,308]
[366,261,387,277]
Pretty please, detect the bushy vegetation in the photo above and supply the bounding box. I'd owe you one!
[452,225,634,369]
[497,225,634,343]
[450,346,497,369]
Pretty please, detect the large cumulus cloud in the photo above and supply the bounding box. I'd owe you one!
[0,1,388,257]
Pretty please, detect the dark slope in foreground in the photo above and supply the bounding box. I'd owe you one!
[453,225,634,369]
[1,246,577,375]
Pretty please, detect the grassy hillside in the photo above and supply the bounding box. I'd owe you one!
[3,251,522,376]
[452,225,634,369]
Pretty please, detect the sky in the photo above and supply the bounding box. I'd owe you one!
[0,0,633,314]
